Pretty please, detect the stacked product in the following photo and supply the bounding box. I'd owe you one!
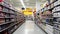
[0,1,25,34]
[52,0,60,34]
[34,0,59,34]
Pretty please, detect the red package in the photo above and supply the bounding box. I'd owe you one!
[0,6,3,11]
[0,0,3,2]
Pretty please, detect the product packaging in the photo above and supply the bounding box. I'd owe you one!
[0,19,5,24]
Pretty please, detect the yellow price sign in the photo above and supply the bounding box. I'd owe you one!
[22,8,33,15]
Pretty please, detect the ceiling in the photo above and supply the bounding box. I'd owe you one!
[5,0,47,9]
[10,0,36,8]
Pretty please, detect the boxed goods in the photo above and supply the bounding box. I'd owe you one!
[11,19,15,21]
[5,19,10,22]
[0,13,5,17]
[10,10,14,14]
[0,6,3,11]
[0,19,5,24]
[5,14,10,18]
[54,1,60,6]
[53,12,60,17]
[51,4,54,8]
[10,15,15,18]
[3,7,8,12]
[50,0,57,3]
[53,6,60,12]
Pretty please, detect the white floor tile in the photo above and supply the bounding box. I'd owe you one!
[13,20,46,34]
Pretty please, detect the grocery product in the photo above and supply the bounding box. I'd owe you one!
[0,19,5,24]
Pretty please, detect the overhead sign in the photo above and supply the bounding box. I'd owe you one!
[22,8,33,15]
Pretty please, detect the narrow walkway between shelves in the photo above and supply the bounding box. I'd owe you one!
[13,20,46,34]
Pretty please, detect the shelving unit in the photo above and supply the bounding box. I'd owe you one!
[34,0,60,34]
[0,1,25,34]
[52,0,60,34]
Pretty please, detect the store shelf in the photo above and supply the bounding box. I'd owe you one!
[0,1,25,34]
[40,0,58,12]
[0,21,15,25]
[0,17,5,18]
[0,17,15,19]
[53,22,60,25]
[1,12,16,15]
[10,22,24,34]
[0,20,24,32]
[34,0,60,34]
[54,27,60,31]
[35,23,48,34]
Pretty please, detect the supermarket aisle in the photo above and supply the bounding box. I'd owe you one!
[13,20,46,34]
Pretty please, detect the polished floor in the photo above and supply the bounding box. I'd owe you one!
[13,20,46,34]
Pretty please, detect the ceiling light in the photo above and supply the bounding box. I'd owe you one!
[20,0,26,8]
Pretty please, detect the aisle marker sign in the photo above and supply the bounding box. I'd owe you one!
[22,8,33,15]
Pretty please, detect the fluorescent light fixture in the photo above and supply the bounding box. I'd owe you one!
[20,0,26,8]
